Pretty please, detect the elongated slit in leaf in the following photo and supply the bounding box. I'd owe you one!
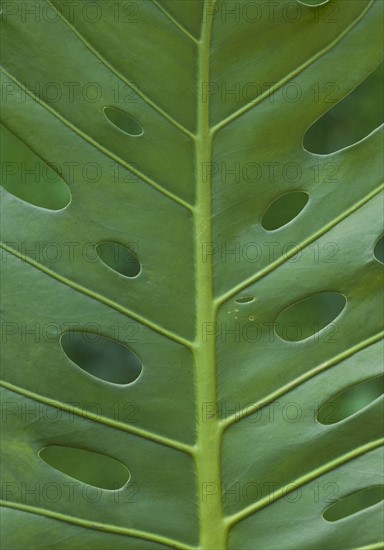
[323,486,384,522]
[96,241,141,278]
[0,124,71,210]
[275,291,346,342]
[60,332,142,384]
[104,106,144,136]
[39,446,130,489]
[317,375,384,424]
[304,62,384,153]
[261,191,309,231]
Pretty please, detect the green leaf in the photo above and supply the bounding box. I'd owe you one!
[1,0,383,549]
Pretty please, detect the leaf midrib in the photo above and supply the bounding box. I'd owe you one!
[193,2,229,547]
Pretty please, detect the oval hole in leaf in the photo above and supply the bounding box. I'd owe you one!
[304,62,383,154]
[39,446,130,489]
[317,375,383,425]
[374,235,384,264]
[60,332,142,384]
[236,296,255,304]
[0,124,70,210]
[96,242,141,278]
[261,192,309,231]
[323,486,384,522]
[104,107,143,136]
[275,291,346,342]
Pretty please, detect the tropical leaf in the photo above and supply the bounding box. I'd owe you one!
[1,0,383,548]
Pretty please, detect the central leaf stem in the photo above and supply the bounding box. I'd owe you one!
[195,3,226,549]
